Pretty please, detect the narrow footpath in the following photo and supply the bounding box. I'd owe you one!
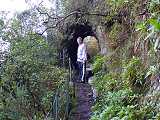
[69,81,93,120]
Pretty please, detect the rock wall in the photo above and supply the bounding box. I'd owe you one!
[95,26,108,55]
[142,74,160,113]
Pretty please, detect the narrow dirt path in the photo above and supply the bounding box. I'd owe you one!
[69,82,93,120]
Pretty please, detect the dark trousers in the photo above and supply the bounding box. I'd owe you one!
[77,61,86,82]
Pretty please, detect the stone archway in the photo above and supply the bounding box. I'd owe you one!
[63,23,99,69]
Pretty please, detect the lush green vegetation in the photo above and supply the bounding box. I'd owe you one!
[0,10,69,119]
[91,56,160,120]
[90,0,160,120]
[0,0,160,120]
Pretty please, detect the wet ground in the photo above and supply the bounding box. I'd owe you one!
[69,82,93,120]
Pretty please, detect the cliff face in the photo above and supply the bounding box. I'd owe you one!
[142,74,160,114]
[60,0,160,112]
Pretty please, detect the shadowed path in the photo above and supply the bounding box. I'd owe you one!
[69,82,93,120]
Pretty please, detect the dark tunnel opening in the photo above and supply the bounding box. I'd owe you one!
[63,23,96,70]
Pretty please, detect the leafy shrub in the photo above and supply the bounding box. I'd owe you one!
[91,56,158,120]
[91,89,155,120]
[93,55,106,73]
[122,57,147,93]
[0,34,68,119]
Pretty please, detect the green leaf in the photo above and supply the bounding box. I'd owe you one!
[148,18,160,31]
[135,22,146,31]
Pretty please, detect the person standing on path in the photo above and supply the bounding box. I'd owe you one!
[77,37,87,83]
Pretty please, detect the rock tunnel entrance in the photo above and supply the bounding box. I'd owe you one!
[62,23,97,69]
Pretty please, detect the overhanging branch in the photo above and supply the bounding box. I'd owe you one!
[36,7,62,20]
[38,11,109,35]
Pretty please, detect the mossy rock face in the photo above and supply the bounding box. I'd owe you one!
[83,36,100,57]
[108,23,123,42]
[106,23,124,50]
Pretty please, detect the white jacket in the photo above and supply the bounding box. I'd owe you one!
[77,43,87,63]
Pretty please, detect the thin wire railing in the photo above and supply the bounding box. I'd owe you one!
[45,56,72,120]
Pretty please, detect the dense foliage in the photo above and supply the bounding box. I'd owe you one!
[0,0,160,120]
[91,56,160,120]
[90,0,160,120]
[0,10,69,119]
